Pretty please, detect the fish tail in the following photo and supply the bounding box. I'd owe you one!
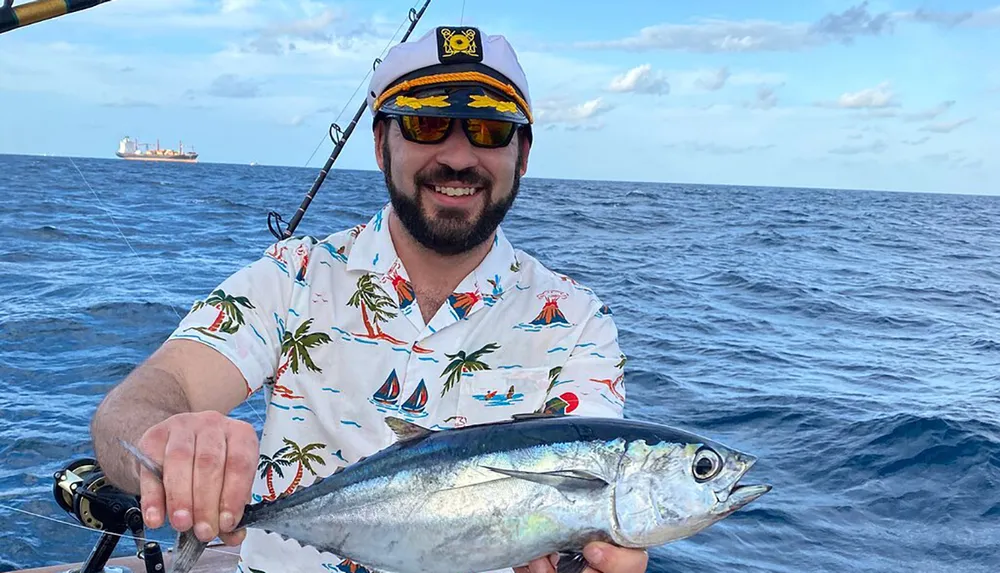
[168,529,209,573]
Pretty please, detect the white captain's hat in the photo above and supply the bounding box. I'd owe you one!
[367,26,533,125]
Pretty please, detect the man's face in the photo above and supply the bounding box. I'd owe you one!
[375,115,530,256]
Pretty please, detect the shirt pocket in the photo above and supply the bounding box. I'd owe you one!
[455,367,550,426]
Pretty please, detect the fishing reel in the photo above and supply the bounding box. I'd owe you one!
[52,457,165,573]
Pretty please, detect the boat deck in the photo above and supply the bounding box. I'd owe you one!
[16,543,240,573]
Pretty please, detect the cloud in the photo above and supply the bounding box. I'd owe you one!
[205,74,264,98]
[221,0,258,13]
[851,99,957,121]
[573,3,1000,55]
[894,9,975,27]
[535,97,615,127]
[746,85,779,110]
[903,136,930,146]
[695,67,730,91]
[829,140,888,155]
[666,141,776,155]
[809,1,894,42]
[921,151,984,169]
[901,100,956,121]
[919,117,975,133]
[101,99,159,108]
[608,64,671,95]
[576,19,813,53]
[893,6,1000,28]
[820,81,897,109]
[574,2,893,53]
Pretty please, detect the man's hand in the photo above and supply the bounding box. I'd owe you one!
[514,542,648,573]
[136,411,259,545]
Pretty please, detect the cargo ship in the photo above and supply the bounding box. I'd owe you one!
[116,136,198,163]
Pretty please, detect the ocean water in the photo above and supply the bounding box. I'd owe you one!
[0,153,997,572]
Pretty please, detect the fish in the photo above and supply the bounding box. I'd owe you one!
[121,414,771,573]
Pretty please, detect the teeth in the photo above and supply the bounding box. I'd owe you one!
[433,186,477,197]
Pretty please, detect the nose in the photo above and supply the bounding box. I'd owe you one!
[432,120,479,172]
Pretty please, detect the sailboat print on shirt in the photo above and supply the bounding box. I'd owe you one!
[368,371,429,418]
[369,369,400,411]
[399,379,429,419]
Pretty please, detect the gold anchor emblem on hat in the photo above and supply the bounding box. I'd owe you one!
[440,28,478,58]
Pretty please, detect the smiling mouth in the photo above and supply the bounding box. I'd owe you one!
[428,184,480,197]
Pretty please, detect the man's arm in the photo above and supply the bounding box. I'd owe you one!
[90,338,259,544]
[90,237,304,544]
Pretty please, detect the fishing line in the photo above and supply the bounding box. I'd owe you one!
[460,0,466,24]
[0,504,238,558]
[302,0,427,168]
[67,157,266,427]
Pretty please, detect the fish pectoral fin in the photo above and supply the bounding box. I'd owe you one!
[384,416,434,442]
[557,551,591,573]
[481,466,610,491]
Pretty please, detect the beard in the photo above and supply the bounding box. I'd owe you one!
[382,135,522,256]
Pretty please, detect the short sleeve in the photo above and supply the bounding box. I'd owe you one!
[542,302,626,419]
[167,239,303,395]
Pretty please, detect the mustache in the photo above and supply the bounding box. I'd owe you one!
[414,165,492,190]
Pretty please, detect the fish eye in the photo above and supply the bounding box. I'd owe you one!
[693,447,722,481]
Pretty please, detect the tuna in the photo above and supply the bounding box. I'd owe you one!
[123,414,770,573]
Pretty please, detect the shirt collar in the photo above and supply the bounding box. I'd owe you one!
[345,203,395,275]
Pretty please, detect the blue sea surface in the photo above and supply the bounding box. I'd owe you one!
[0,154,998,572]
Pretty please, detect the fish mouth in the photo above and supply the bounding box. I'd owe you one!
[715,452,771,514]
[724,483,771,512]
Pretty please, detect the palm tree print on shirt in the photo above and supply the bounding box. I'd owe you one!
[347,273,411,345]
[440,342,500,396]
[275,318,332,381]
[280,438,326,496]
[185,289,255,340]
[257,445,292,501]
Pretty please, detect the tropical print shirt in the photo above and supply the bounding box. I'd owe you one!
[168,203,627,573]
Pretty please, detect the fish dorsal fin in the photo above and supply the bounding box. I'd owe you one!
[481,466,610,491]
[385,416,434,442]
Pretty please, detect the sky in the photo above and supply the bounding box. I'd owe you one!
[0,0,997,195]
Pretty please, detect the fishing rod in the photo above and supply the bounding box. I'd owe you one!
[0,0,113,35]
[267,0,433,241]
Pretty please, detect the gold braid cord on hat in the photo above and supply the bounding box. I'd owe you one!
[375,71,533,124]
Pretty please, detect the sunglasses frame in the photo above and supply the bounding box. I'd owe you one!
[384,113,519,149]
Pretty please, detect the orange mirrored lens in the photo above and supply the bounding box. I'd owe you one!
[465,118,515,147]
[400,115,451,142]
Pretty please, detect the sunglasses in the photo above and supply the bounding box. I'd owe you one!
[387,114,518,149]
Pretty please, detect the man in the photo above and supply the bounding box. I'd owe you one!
[90,25,645,573]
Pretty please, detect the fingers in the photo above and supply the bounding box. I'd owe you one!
[218,422,258,534]
[520,553,559,573]
[162,425,196,533]
[192,425,227,541]
[583,542,648,573]
[137,425,168,529]
[136,412,258,544]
